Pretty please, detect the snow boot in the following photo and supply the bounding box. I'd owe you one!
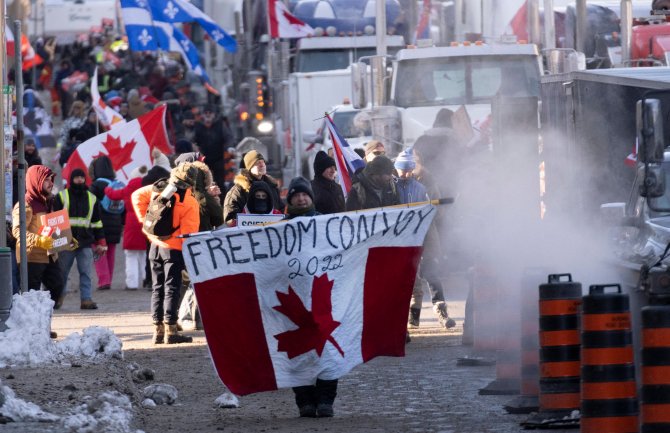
[298,404,317,418]
[316,403,334,417]
[434,302,456,329]
[165,324,193,344]
[153,322,165,345]
[408,307,421,328]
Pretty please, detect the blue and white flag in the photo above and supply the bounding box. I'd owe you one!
[120,0,223,83]
[325,113,366,198]
[149,0,237,53]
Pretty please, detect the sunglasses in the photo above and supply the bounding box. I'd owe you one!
[372,150,386,156]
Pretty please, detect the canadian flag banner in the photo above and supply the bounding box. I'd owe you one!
[268,0,314,38]
[183,203,436,396]
[5,25,44,70]
[91,67,126,129]
[61,105,170,185]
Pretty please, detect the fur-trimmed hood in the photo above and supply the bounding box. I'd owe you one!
[233,169,278,193]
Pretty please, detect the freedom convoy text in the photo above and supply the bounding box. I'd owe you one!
[183,204,436,283]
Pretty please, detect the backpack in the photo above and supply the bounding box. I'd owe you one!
[143,179,181,239]
[98,178,125,214]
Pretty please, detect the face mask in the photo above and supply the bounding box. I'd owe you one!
[253,200,269,214]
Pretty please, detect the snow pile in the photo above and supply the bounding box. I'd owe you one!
[59,327,123,360]
[0,380,59,422]
[0,291,123,368]
[142,384,178,405]
[61,391,141,433]
[214,392,239,408]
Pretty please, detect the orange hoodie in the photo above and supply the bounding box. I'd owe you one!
[131,184,200,250]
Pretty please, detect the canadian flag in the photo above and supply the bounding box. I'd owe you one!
[61,105,170,185]
[5,25,44,70]
[91,67,126,129]
[268,0,314,38]
[183,204,436,396]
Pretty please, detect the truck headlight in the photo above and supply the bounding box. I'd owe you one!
[257,120,273,133]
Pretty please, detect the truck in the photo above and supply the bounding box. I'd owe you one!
[352,41,543,155]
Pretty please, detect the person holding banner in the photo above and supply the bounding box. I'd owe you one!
[395,150,456,330]
[345,155,399,211]
[223,150,281,226]
[311,151,344,215]
[283,177,338,417]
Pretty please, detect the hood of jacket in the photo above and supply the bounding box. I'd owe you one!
[90,155,116,180]
[233,169,278,193]
[26,165,54,213]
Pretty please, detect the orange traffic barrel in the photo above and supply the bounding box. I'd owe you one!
[641,305,670,433]
[581,284,637,433]
[505,268,544,414]
[471,267,499,353]
[523,273,582,428]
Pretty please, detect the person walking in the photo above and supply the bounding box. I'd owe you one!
[102,165,148,291]
[132,163,200,344]
[54,168,105,310]
[395,149,456,329]
[311,151,344,214]
[284,177,337,417]
[89,155,124,291]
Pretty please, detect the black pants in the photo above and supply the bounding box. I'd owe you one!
[293,379,338,408]
[149,244,184,325]
[27,258,64,302]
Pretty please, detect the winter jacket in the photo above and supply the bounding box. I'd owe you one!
[131,185,200,251]
[396,177,429,205]
[345,168,400,211]
[311,176,345,215]
[12,165,56,263]
[89,156,124,244]
[223,170,281,224]
[191,161,224,231]
[53,185,105,248]
[193,119,232,164]
[103,176,146,250]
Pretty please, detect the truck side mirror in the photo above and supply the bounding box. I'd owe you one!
[636,99,665,163]
[640,164,666,198]
[351,62,368,109]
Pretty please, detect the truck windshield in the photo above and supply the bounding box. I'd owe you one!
[297,47,395,72]
[649,162,670,217]
[332,110,371,138]
[394,55,541,108]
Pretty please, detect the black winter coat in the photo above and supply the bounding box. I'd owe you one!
[345,170,399,211]
[311,176,345,215]
[223,170,281,224]
[89,157,124,244]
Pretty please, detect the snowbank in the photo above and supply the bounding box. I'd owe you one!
[0,290,123,368]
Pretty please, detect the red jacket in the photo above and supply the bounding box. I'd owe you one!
[104,177,146,250]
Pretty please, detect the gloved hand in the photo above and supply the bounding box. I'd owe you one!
[35,235,53,250]
[67,238,79,251]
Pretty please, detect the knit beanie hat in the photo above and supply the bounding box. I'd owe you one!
[394,148,415,171]
[364,140,384,156]
[313,151,336,177]
[130,165,148,179]
[365,155,395,176]
[244,150,265,170]
[287,176,314,203]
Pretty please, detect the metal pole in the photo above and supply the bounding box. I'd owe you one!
[621,0,632,65]
[0,2,5,248]
[528,0,541,46]
[375,0,387,57]
[14,20,27,293]
[575,0,587,54]
[543,0,556,50]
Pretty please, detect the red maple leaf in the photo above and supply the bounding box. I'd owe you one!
[273,274,344,359]
[283,9,306,27]
[100,135,137,177]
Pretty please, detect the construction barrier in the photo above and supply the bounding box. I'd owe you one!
[523,273,581,429]
[641,305,670,433]
[581,284,637,433]
[504,268,543,413]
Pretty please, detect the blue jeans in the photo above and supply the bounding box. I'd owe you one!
[59,247,93,302]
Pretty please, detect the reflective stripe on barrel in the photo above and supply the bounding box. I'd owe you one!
[581,284,637,433]
[641,306,670,433]
[538,274,582,413]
